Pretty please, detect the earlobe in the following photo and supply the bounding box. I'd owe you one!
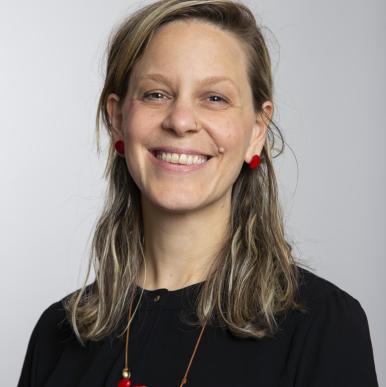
[106,93,123,140]
[244,101,273,164]
[244,124,266,165]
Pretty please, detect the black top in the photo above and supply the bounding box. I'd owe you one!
[18,267,379,387]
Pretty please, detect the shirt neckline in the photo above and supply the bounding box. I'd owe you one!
[134,281,205,310]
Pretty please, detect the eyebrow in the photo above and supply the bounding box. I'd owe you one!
[137,73,240,94]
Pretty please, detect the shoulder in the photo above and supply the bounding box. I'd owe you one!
[276,265,371,336]
[32,285,93,339]
[32,299,70,337]
[18,296,77,386]
[285,266,378,386]
[26,295,77,359]
[293,265,371,334]
[296,265,361,304]
[25,285,94,356]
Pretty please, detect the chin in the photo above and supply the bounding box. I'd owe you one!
[159,200,203,213]
[147,194,206,213]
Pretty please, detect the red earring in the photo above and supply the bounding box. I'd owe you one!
[248,154,260,169]
[115,140,125,155]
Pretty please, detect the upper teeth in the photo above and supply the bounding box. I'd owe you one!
[155,151,208,165]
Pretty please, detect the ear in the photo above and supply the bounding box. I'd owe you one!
[244,101,273,163]
[106,93,123,142]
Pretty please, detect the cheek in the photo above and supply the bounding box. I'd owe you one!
[212,118,250,154]
[123,103,158,145]
[120,105,158,180]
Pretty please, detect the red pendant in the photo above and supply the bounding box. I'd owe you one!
[118,378,148,387]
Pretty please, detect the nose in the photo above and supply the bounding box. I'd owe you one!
[161,98,199,136]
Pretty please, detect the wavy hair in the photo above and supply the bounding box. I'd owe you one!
[65,0,304,344]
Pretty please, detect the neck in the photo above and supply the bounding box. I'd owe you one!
[137,193,231,291]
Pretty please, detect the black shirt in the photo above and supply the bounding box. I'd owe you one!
[17,267,379,387]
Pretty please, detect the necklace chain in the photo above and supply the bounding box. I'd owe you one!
[120,292,207,387]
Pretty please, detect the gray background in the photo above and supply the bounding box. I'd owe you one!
[1,0,384,385]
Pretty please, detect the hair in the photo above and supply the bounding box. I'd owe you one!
[64,0,304,344]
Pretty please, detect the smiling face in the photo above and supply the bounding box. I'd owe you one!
[107,19,271,213]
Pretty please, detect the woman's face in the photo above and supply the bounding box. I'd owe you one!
[108,19,271,212]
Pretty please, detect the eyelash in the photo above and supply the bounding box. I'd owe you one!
[143,91,169,100]
[142,91,228,104]
[207,95,227,103]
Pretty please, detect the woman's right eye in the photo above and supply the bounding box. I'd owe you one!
[143,91,168,101]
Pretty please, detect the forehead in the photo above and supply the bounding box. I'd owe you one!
[131,19,250,85]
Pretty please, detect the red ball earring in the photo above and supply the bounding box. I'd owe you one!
[248,154,260,169]
[115,140,125,156]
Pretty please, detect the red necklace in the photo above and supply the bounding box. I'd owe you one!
[118,292,207,387]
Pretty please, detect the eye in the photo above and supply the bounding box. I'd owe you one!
[143,91,169,101]
[207,94,227,104]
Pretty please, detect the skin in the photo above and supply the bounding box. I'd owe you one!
[107,19,272,290]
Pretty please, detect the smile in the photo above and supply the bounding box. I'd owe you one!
[149,150,212,172]
[154,151,208,165]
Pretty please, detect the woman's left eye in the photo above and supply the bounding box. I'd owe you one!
[208,95,227,103]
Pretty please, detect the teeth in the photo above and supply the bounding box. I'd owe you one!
[155,151,208,165]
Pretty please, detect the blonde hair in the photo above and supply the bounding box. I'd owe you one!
[65,0,304,343]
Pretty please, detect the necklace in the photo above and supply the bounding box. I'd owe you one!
[118,291,207,387]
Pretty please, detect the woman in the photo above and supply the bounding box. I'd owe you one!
[18,1,379,386]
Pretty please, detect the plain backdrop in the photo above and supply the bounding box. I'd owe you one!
[1,0,385,385]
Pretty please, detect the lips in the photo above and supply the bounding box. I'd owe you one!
[149,146,213,158]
